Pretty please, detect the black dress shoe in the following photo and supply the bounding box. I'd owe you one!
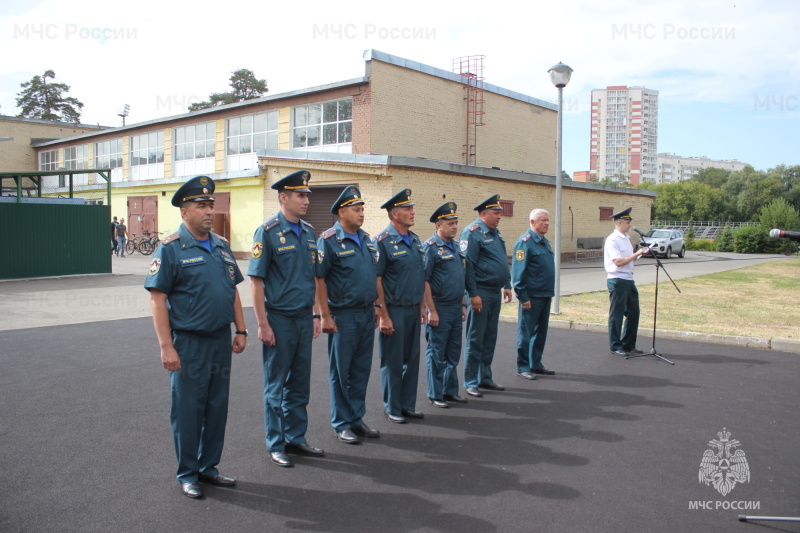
[517,371,537,380]
[626,348,645,355]
[286,442,325,456]
[443,394,468,403]
[180,481,204,498]
[465,387,482,397]
[478,382,505,391]
[352,424,380,438]
[199,473,236,487]
[401,409,425,419]
[533,368,556,375]
[335,428,360,444]
[384,411,406,424]
[428,398,449,408]
[611,349,628,356]
[269,451,294,467]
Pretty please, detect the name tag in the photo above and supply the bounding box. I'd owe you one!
[440,254,454,260]
[276,244,297,254]
[307,243,318,250]
[391,250,408,257]
[482,238,495,244]
[180,256,205,267]
[336,249,355,257]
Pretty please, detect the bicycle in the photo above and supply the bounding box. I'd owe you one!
[145,231,164,250]
[125,233,154,256]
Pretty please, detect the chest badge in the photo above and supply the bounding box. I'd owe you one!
[228,265,235,280]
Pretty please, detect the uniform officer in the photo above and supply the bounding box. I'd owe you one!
[145,175,247,499]
[604,207,650,355]
[511,208,556,380]
[422,202,469,408]
[316,186,381,444]
[373,188,426,423]
[248,170,323,468]
[459,194,513,397]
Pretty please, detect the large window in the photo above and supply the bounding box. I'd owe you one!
[292,98,352,153]
[63,145,89,186]
[94,139,123,182]
[39,149,58,171]
[174,122,216,177]
[226,112,278,172]
[130,131,165,181]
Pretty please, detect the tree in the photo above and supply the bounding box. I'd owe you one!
[189,69,268,112]
[733,225,768,253]
[759,198,800,254]
[715,224,735,252]
[561,171,571,180]
[15,70,84,123]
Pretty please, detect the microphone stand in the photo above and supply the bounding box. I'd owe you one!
[626,234,680,365]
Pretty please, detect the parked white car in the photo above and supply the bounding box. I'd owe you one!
[642,229,685,258]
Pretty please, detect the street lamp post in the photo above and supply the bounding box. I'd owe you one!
[548,62,573,314]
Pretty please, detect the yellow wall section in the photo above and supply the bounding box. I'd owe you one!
[163,128,172,179]
[278,107,291,150]
[215,119,225,174]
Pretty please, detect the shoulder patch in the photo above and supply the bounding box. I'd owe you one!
[377,231,390,242]
[321,228,336,239]
[262,217,279,231]
[521,233,532,242]
[469,224,480,232]
[426,237,436,246]
[161,232,180,245]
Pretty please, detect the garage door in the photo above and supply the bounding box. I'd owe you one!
[303,186,348,237]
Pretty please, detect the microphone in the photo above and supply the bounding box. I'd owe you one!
[631,227,647,237]
[770,229,800,241]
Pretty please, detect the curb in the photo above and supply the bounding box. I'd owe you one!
[498,315,800,354]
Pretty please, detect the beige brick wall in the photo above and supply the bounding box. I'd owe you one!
[257,156,653,255]
[0,118,106,172]
[366,61,557,175]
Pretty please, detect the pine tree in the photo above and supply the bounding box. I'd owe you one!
[16,70,84,123]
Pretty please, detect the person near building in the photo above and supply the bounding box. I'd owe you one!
[144,175,247,499]
[459,194,512,398]
[511,209,556,380]
[248,170,324,468]
[604,207,650,356]
[422,202,469,408]
[111,216,119,255]
[373,188,426,424]
[116,218,127,257]
[315,186,381,444]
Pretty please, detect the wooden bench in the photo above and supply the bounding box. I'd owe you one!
[574,237,605,263]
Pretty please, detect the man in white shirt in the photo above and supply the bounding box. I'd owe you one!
[603,208,649,356]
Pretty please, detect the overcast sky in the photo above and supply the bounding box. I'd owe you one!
[1,0,798,176]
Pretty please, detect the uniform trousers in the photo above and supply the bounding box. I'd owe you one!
[170,328,231,483]
[379,305,421,416]
[607,278,640,351]
[425,302,463,400]
[463,286,502,388]
[261,310,312,452]
[328,306,375,431]
[516,297,552,372]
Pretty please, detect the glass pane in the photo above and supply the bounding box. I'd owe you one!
[175,144,185,161]
[267,131,278,150]
[253,113,266,133]
[241,115,253,134]
[193,124,204,141]
[307,104,321,126]
[253,133,266,151]
[338,121,352,143]
[339,99,352,120]
[176,128,184,144]
[323,124,337,145]
[228,118,240,136]
[294,107,307,127]
[267,111,278,131]
[205,140,215,157]
[195,141,205,159]
[158,131,164,145]
[131,136,139,151]
[293,127,306,148]
[148,147,156,164]
[227,136,239,155]
[323,102,337,123]
[148,132,157,148]
[239,135,252,154]
[307,125,320,147]
[185,126,195,143]
[156,147,164,163]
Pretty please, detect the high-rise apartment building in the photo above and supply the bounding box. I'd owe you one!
[590,86,659,185]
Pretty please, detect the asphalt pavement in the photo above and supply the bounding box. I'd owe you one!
[0,249,798,532]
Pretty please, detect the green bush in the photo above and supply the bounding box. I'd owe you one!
[733,225,769,253]
[715,226,735,252]
[687,239,714,251]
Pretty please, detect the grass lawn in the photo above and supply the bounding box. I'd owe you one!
[501,258,800,341]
